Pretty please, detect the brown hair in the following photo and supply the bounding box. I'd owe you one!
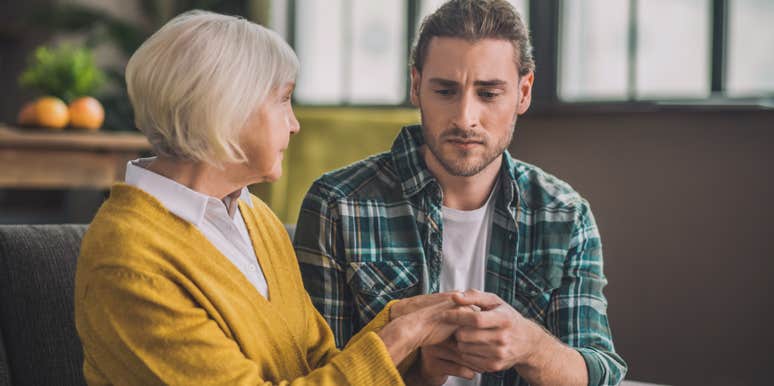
[410,0,534,76]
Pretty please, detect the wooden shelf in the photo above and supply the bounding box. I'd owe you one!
[0,125,152,189]
[0,125,150,152]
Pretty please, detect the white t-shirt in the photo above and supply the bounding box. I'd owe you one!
[439,183,498,386]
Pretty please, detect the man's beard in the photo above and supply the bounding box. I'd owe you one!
[420,113,516,177]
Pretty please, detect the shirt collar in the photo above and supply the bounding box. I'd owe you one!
[499,149,522,211]
[390,125,523,209]
[124,157,253,226]
[390,125,438,198]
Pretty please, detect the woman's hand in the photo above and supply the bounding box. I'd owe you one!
[377,298,462,364]
[390,292,461,320]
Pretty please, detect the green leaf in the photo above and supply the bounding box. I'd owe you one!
[18,43,106,102]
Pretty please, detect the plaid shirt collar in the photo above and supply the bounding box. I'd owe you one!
[391,124,523,217]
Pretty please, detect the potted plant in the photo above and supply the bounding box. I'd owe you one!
[17,44,106,131]
[26,0,269,132]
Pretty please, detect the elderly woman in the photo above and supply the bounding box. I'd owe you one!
[74,10,466,385]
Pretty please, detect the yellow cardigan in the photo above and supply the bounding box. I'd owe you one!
[75,184,403,385]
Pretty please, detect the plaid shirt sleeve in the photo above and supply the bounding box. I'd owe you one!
[294,180,358,348]
[548,201,628,386]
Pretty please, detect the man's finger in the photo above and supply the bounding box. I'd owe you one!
[452,289,504,310]
[429,357,478,380]
[455,325,509,344]
[423,344,485,374]
[441,307,502,329]
[455,352,492,371]
[458,351,511,373]
[456,341,505,359]
[423,341,462,363]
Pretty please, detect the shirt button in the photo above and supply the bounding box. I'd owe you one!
[248,265,257,272]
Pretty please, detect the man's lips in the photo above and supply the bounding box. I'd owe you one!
[446,138,484,148]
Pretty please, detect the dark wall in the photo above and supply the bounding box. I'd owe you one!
[511,109,774,386]
[0,0,52,124]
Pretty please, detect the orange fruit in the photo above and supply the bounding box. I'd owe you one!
[17,101,37,126]
[34,96,69,130]
[68,96,104,131]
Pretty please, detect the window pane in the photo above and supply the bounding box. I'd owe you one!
[636,0,710,99]
[294,0,344,104]
[559,0,629,101]
[269,0,289,40]
[350,1,407,104]
[418,0,445,26]
[417,0,528,30]
[727,0,774,97]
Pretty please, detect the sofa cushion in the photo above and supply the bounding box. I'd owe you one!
[0,225,87,386]
[1,327,9,386]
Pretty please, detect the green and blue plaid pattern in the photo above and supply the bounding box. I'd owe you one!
[294,125,627,386]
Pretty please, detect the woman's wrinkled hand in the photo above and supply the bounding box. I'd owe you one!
[390,291,461,320]
[378,297,463,364]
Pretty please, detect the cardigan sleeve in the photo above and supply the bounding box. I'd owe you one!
[345,300,419,374]
[77,267,404,386]
[304,297,417,379]
[302,293,407,385]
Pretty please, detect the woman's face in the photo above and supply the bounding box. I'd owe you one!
[240,82,299,183]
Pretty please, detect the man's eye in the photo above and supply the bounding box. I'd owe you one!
[434,89,454,96]
[479,91,499,99]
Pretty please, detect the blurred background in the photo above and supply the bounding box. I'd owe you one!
[1,0,773,385]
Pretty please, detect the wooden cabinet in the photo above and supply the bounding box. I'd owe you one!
[0,125,151,189]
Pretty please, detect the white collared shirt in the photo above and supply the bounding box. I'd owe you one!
[124,157,269,298]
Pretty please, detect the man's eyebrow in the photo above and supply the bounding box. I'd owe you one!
[427,78,508,87]
[428,78,458,87]
[474,79,507,87]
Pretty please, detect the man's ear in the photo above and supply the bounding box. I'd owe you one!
[410,67,421,107]
[516,71,534,115]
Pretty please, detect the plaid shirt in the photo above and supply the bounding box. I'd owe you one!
[294,125,627,386]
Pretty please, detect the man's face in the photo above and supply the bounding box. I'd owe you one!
[411,37,534,177]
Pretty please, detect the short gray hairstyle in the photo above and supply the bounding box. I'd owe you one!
[126,10,299,165]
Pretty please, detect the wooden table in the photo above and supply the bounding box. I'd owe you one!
[0,125,151,189]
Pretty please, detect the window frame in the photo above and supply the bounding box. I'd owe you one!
[286,0,773,113]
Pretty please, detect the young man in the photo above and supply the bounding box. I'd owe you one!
[294,1,627,385]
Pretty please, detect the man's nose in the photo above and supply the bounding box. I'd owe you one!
[452,91,480,130]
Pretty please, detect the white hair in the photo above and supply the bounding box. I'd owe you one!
[126,10,299,165]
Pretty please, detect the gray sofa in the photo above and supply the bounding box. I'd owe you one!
[0,225,87,386]
[1,224,656,386]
